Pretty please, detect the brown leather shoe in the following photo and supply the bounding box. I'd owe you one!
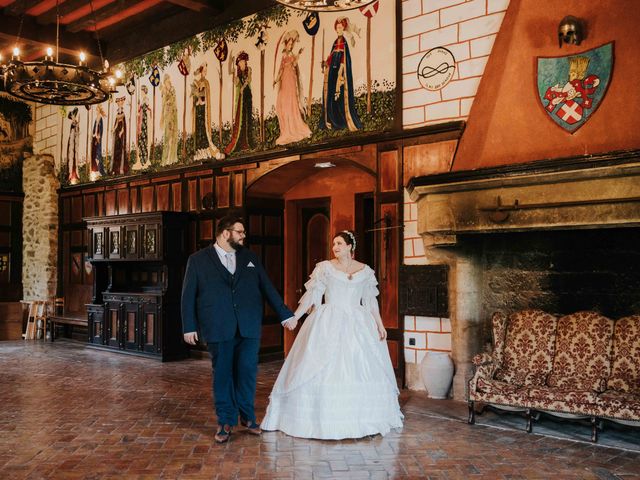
[214,424,232,443]
[241,418,261,435]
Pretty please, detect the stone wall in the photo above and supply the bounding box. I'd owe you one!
[22,154,59,301]
[477,229,640,322]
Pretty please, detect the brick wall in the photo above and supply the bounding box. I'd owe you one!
[400,1,510,389]
[402,0,509,128]
[33,103,62,164]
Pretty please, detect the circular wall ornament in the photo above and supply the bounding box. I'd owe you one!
[417,47,456,91]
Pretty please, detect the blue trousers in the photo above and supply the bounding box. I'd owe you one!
[207,335,260,426]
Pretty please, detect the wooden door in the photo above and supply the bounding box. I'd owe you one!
[245,197,286,360]
[284,199,331,353]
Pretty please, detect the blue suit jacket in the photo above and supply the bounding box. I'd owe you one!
[181,245,293,342]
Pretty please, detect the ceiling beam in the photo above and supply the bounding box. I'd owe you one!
[4,0,42,16]
[37,0,116,26]
[163,0,211,12]
[0,12,102,57]
[105,0,273,63]
[66,0,151,33]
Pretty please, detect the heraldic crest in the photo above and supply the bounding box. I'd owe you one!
[536,42,613,133]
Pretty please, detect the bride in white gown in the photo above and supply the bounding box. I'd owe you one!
[262,231,403,439]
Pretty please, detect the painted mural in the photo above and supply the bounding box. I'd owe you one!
[57,2,395,186]
[0,94,32,191]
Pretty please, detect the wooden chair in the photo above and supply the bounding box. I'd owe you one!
[22,300,46,340]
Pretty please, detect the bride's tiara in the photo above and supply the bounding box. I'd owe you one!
[341,230,356,251]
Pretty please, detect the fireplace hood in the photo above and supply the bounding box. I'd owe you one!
[408,150,640,246]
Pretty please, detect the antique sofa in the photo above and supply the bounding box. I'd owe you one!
[467,310,640,442]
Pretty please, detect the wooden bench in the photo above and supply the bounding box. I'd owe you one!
[50,315,88,341]
[48,299,87,341]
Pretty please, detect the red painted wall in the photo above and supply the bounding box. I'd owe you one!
[453,1,640,171]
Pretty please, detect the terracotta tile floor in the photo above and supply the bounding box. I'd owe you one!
[1,341,639,479]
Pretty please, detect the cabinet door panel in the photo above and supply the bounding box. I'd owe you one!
[124,303,140,350]
[142,304,159,354]
[88,307,104,345]
[106,303,121,348]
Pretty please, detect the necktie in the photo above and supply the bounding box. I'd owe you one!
[225,252,235,274]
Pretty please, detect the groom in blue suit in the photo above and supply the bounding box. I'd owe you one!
[181,215,295,443]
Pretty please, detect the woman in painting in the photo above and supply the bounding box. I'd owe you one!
[66,107,80,184]
[160,75,179,165]
[262,231,403,439]
[191,63,224,161]
[90,104,105,180]
[225,51,253,155]
[136,85,150,169]
[274,30,311,145]
[111,96,128,175]
[320,17,362,132]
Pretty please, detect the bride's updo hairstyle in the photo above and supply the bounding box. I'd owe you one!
[335,230,357,257]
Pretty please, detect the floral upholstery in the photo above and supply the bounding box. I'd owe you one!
[546,312,614,393]
[494,310,558,387]
[472,377,529,407]
[468,310,640,428]
[490,312,507,369]
[596,391,640,422]
[527,387,600,417]
[607,315,640,394]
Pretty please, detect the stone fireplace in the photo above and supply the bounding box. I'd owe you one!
[409,152,640,401]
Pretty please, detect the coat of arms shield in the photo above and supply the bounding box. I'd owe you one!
[536,42,613,133]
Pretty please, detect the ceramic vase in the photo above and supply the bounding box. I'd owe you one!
[420,351,454,399]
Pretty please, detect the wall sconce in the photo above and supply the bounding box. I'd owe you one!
[558,15,585,48]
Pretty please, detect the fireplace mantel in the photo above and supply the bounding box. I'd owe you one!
[408,151,640,245]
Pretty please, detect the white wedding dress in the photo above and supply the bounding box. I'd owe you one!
[262,261,404,439]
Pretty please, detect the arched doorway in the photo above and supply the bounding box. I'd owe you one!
[246,158,376,354]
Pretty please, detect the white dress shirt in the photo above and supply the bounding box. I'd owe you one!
[214,242,235,274]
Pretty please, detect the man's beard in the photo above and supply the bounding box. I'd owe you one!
[229,238,244,251]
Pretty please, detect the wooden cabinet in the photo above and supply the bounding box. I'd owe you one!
[85,212,189,361]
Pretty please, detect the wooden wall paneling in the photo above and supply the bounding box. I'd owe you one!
[233,173,244,207]
[141,186,155,212]
[117,188,130,214]
[264,215,281,237]
[387,340,399,369]
[96,192,104,216]
[380,150,399,192]
[156,184,170,211]
[171,182,182,211]
[216,175,230,209]
[71,196,83,223]
[200,219,213,241]
[249,214,262,236]
[71,230,83,247]
[188,220,197,253]
[376,144,404,381]
[62,231,70,291]
[62,198,71,224]
[105,190,117,215]
[264,244,282,291]
[130,187,139,213]
[0,201,10,225]
[260,324,281,348]
[83,194,95,218]
[200,177,213,211]
[379,203,400,328]
[188,179,198,211]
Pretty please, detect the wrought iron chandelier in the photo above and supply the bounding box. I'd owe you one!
[275,0,378,12]
[0,1,122,106]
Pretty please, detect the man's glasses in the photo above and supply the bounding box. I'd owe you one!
[227,229,246,236]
